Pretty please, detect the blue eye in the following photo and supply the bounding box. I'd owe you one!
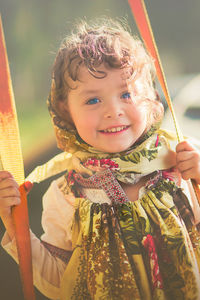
[86,98,100,105]
[122,92,131,99]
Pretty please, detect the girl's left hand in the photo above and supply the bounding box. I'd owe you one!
[176,140,200,184]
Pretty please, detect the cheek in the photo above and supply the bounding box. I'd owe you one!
[74,113,98,137]
[128,104,147,124]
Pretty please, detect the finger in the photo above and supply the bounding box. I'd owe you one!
[176,149,200,164]
[0,177,19,190]
[176,151,200,167]
[0,196,21,207]
[176,151,194,163]
[176,140,196,154]
[0,171,14,181]
[177,159,194,172]
[180,167,198,181]
[0,186,20,198]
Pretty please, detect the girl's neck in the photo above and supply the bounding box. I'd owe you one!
[119,174,151,202]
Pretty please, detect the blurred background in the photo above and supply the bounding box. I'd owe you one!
[0,0,200,299]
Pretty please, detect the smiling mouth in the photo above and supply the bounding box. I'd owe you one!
[100,125,130,133]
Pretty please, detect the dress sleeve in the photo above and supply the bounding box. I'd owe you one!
[41,176,75,251]
[1,176,76,300]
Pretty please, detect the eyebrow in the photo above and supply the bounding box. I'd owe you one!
[78,89,100,96]
[78,83,130,96]
[119,82,129,89]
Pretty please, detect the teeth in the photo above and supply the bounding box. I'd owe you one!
[103,126,127,133]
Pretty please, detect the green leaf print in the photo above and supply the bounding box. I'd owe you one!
[140,148,159,161]
[165,235,189,265]
[118,204,142,254]
[162,265,185,299]
[120,143,160,164]
[120,151,141,164]
[158,208,171,220]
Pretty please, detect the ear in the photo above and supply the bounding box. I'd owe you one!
[57,100,70,120]
[57,100,68,113]
[57,100,74,127]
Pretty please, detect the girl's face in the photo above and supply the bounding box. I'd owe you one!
[65,65,148,153]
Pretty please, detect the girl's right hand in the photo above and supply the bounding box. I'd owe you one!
[0,171,20,218]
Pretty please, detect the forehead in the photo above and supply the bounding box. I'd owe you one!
[69,65,133,91]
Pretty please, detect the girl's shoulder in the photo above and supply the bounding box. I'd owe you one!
[43,175,76,208]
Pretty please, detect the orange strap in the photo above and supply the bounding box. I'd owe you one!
[13,184,36,300]
[128,0,200,206]
[0,16,35,300]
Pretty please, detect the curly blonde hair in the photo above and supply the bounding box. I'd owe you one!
[49,17,163,130]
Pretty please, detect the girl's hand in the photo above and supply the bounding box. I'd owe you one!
[0,171,33,239]
[0,171,20,218]
[176,140,200,184]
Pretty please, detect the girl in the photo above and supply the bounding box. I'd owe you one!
[1,18,200,300]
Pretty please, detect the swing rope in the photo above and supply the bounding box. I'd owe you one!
[128,0,200,207]
[0,16,35,300]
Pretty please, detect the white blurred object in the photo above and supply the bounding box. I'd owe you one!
[162,74,200,140]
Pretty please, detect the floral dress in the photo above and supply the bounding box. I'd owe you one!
[24,128,200,299]
[59,168,200,300]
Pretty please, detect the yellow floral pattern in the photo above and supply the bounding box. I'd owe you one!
[60,177,200,300]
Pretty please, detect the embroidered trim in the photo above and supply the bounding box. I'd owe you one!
[42,241,72,264]
[74,169,129,204]
[73,168,178,205]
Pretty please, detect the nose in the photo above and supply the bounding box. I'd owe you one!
[103,100,124,119]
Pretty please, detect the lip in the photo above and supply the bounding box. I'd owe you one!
[99,125,130,135]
